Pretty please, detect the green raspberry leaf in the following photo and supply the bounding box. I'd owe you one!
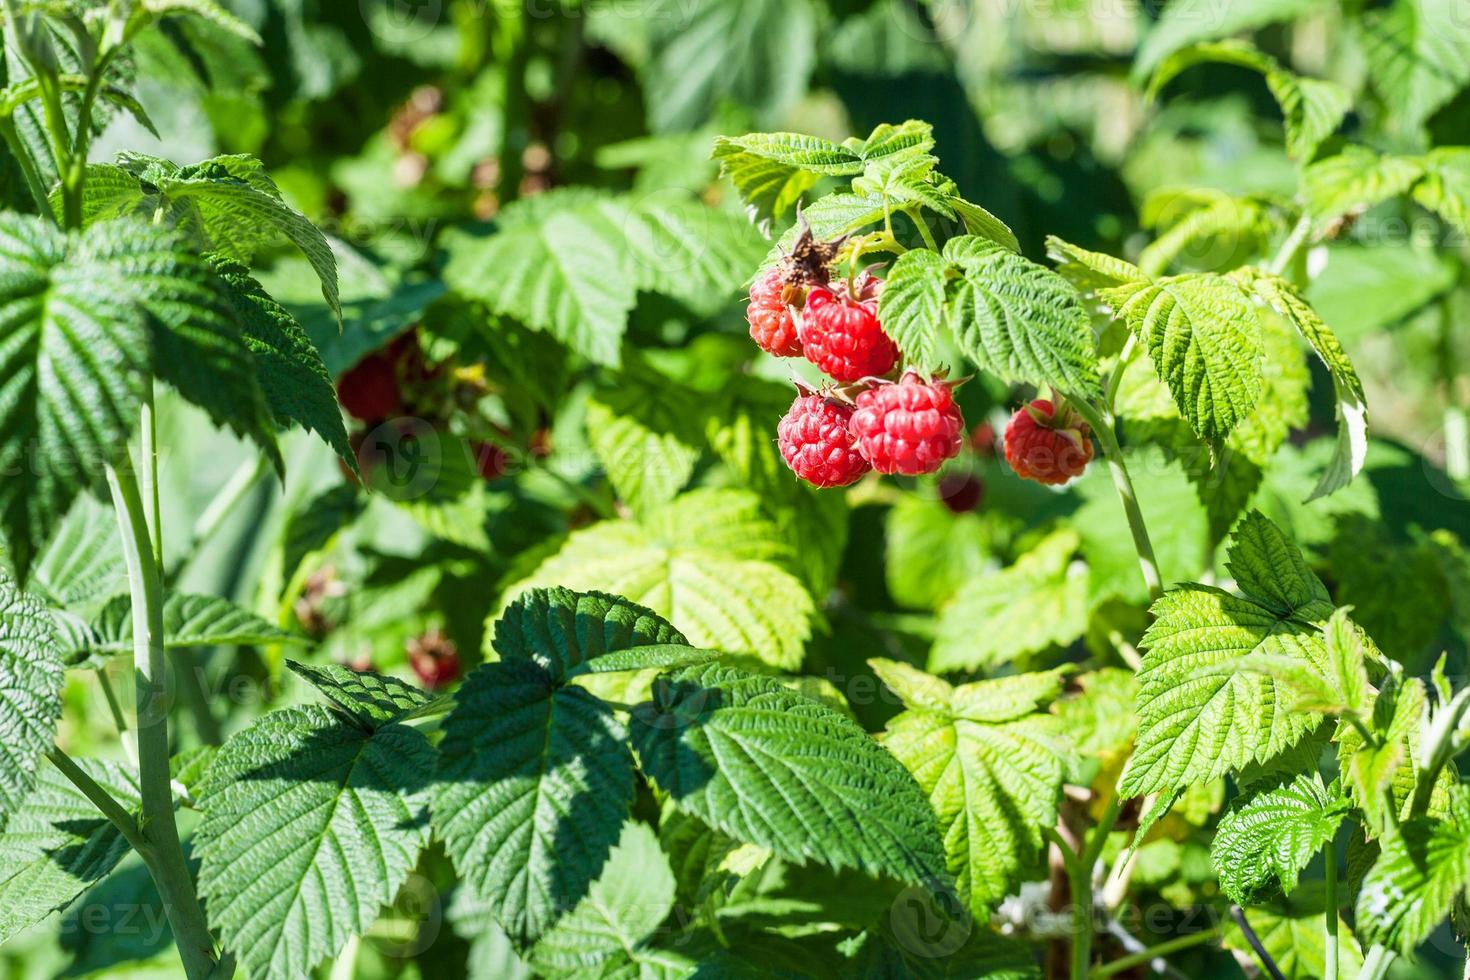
[1211,774,1348,905]
[1102,273,1264,445]
[528,821,693,977]
[632,663,948,892]
[433,658,635,948]
[196,706,433,978]
[877,665,1067,920]
[942,237,1103,400]
[0,758,139,944]
[0,572,64,826]
[1357,790,1470,954]
[1121,512,1333,798]
[286,660,437,731]
[504,491,815,671]
[75,592,309,665]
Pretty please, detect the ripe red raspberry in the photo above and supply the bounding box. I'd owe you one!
[471,440,510,481]
[777,394,871,488]
[849,374,965,476]
[746,268,803,357]
[337,351,402,421]
[1004,399,1094,485]
[801,283,899,382]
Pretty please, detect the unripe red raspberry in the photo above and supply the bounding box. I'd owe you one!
[1004,399,1094,485]
[777,393,871,488]
[746,268,804,357]
[337,352,402,421]
[849,373,965,476]
[800,282,899,382]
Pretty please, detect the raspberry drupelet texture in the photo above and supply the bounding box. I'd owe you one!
[800,282,899,382]
[849,374,965,476]
[1004,398,1094,485]
[777,394,871,488]
[746,267,804,357]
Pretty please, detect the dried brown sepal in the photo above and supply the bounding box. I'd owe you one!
[783,206,849,288]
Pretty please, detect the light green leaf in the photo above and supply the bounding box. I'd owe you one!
[930,530,1088,673]
[0,572,64,825]
[82,592,308,659]
[1242,270,1367,499]
[1045,236,1148,292]
[209,257,353,468]
[948,195,1020,253]
[1412,147,1470,238]
[1138,192,1283,276]
[879,668,1066,920]
[0,759,138,944]
[1339,674,1429,837]
[642,0,816,133]
[1145,41,1348,160]
[710,132,841,220]
[1359,0,1470,133]
[1303,147,1426,232]
[139,0,262,42]
[1121,512,1333,797]
[286,660,437,730]
[884,495,998,611]
[529,821,692,979]
[443,190,762,366]
[1133,0,1333,81]
[878,247,949,371]
[1211,774,1348,904]
[632,663,947,891]
[585,369,704,516]
[944,237,1102,400]
[504,491,815,670]
[1267,71,1352,161]
[1357,789,1470,954]
[0,215,277,575]
[196,705,433,978]
[869,658,954,715]
[1102,273,1264,445]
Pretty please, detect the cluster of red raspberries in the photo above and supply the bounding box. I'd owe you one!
[749,226,1092,489]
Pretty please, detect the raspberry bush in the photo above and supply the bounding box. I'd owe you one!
[1,2,1469,980]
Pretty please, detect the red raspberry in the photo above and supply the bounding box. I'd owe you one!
[471,440,510,481]
[1004,399,1094,485]
[746,268,803,357]
[938,472,985,513]
[777,394,871,488]
[849,374,965,476]
[800,283,899,382]
[337,352,402,422]
[409,628,461,690]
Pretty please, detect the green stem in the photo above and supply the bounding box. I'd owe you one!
[46,746,148,853]
[107,462,228,980]
[141,383,162,566]
[1104,334,1138,414]
[1050,797,1123,980]
[1073,400,1164,601]
[496,7,529,205]
[1325,839,1339,980]
[1266,214,1314,278]
[1091,925,1224,979]
[1357,944,1394,980]
[909,207,940,252]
